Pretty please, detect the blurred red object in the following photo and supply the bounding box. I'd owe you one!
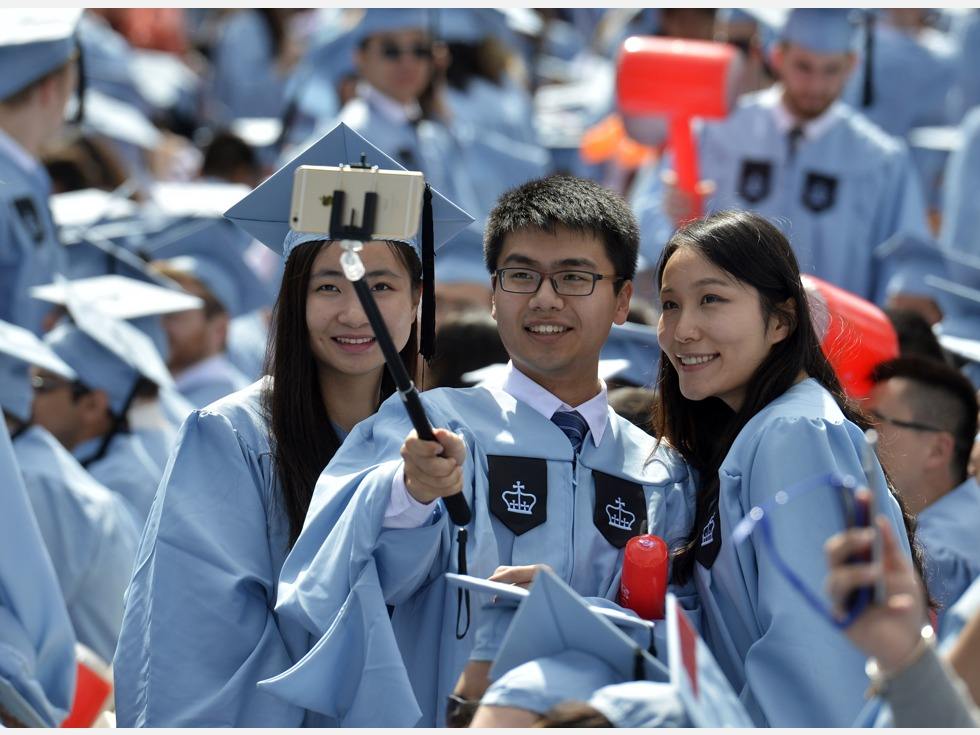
[104,8,188,54]
[803,275,900,399]
[61,645,112,728]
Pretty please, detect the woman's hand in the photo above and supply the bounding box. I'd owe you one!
[488,563,554,590]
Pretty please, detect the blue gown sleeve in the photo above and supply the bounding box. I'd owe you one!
[112,410,305,727]
[260,395,463,726]
[0,428,75,726]
[734,416,910,728]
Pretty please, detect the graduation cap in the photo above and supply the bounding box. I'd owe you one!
[0,9,82,100]
[30,274,203,320]
[480,567,664,686]
[0,319,77,422]
[350,8,434,46]
[147,223,270,318]
[44,281,175,416]
[600,321,661,388]
[780,9,859,55]
[80,87,163,151]
[872,231,950,302]
[224,121,474,356]
[433,225,489,286]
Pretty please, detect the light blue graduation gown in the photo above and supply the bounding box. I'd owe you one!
[0,146,63,335]
[206,9,291,123]
[226,310,270,382]
[259,384,696,727]
[686,379,911,727]
[0,424,75,727]
[950,11,980,122]
[940,106,980,256]
[72,431,163,528]
[916,477,980,624]
[444,76,538,148]
[113,379,327,727]
[631,88,930,302]
[12,425,139,664]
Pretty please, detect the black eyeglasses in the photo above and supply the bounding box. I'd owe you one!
[31,374,90,399]
[379,41,433,61]
[494,267,623,296]
[868,409,944,434]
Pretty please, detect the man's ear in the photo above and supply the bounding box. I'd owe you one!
[925,431,956,472]
[207,312,231,353]
[613,280,633,326]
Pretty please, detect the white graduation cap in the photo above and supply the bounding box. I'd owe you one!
[80,87,163,151]
[230,117,284,149]
[0,318,77,422]
[30,274,203,320]
[147,181,253,220]
[0,9,82,100]
[49,187,139,230]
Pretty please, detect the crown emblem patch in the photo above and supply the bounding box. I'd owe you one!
[593,471,647,549]
[489,455,547,536]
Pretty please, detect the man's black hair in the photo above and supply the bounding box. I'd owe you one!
[871,356,979,483]
[483,175,640,290]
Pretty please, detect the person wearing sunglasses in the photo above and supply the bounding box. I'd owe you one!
[867,356,980,627]
[648,210,923,727]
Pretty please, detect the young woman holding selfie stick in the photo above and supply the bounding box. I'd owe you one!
[112,124,472,727]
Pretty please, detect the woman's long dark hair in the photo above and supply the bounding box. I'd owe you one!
[263,239,421,546]
[653,211,928,594]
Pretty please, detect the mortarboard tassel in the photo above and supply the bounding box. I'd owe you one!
[861,12,875,108]
[420,184,436,361]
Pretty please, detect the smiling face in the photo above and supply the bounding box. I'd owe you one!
[490,226,632,404]
[657,247,789,411]
[306,241,420,382]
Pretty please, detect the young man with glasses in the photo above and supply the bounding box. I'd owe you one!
[259,175,696,727]
[868,356,980,624]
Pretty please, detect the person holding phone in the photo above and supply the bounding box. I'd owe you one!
[825,506,980,727]
[112,123,473,726]
[650,210,923,727]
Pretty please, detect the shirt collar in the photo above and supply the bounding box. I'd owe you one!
[769,85,841,142]
[0,127,44,180]
[356,81,422,126]
[501,361,608,446]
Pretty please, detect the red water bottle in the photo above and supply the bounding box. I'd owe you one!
[619,531,669,620]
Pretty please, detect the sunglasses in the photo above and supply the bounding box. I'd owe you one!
[378,41,433,61]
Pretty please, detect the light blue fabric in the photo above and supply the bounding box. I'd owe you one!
[113,378,328,727]
[950,11,980,121]
[685,378,911,727]
[590,680,692,727]
[12,424,138,664]
[206,9,292,123]
[631,88,930,302]
[0,149,64,336]
[175,354,251,409]
[940,106,980,257]
[445,76,539,148]
[0,422,75,727]
[226,309,269,382]
[842,23,957,139]
[938,572,980,645]
[260,384,696,726]
[916,477,980,626]
[71,432,161,528]
[0,10,80,100]
[780,9,858,54]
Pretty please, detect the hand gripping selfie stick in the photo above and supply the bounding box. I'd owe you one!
[328,160,473,637]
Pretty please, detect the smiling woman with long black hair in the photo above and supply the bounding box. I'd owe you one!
[112,124,471,727]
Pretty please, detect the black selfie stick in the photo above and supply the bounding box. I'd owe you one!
[331,180,472,529]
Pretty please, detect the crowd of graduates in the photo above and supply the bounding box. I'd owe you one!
[3,6,980,729]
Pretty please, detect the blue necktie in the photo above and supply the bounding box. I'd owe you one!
[551,410,589,454]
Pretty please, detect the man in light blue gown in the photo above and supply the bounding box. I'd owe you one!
[0,10,81,334]
[868,357,980,625]
[0,318,138,665]
[258,174,696,726]
[0,421,76,727]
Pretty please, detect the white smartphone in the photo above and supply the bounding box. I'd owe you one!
[289,164,425,241]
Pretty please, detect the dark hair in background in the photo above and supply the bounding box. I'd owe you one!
[483,175,640,290]
[653,210,928,590]
[608,386,657,435]
[425,310,508,388]
[254,9,296,58]
[263,239,422,546]
[883,307,949,365]
[201,130,258,181]
[536,702,613,728]
[871,356,979,484]
[444,38,508,89]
